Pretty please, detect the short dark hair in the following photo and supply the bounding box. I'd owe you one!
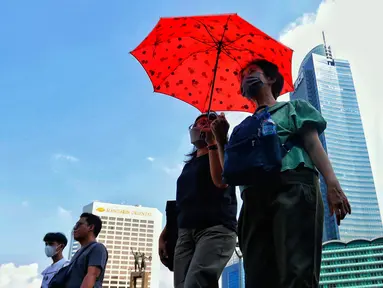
[43,232,68,247]
[242,59,284,99]
[80,212,102,237]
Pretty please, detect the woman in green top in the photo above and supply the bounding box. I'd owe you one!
[211,59,351,288]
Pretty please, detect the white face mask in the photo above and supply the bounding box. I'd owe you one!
[45,245,58,258]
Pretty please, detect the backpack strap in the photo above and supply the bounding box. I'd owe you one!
[268,102,301,157]
[281,134,300,157]
[255,105,268,113]
[84,243,108,281]
[68,242,98,274]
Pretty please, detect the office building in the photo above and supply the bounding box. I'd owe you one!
[320,237,383,287]
[222,238,383,288]
[290,34,382,241]
[68,201,163,288]
[221,252,244,288]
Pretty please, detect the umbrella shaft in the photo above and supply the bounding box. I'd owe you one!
[207,42,222,115]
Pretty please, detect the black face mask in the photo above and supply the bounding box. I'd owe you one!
[241,73,264,99]
[189,127,207,149]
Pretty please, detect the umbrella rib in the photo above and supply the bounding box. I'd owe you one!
[220,45,243,68]
[195,20,220,47]
[153,46,218,89]
[189,36,217,49]
[225,45,257,56]
[222,33,250,49]
[151,36,165,58]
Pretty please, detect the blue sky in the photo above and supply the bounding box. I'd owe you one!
[0,0,322,271]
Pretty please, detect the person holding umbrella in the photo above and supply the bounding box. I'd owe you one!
[211,59,351,288]
[159,112,237,288]
[131,13,350,287]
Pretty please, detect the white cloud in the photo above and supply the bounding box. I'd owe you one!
[147,157,155,162]
[162,164,184,177]
[57,206,72,222]
[279,0,383,218]
[159,265,173,288]
[53,153,79,162]
[0,263,41,288]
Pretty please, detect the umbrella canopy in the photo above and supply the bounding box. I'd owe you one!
[131,13,293,113]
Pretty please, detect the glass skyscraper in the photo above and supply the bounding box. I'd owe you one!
[290,37,382,242]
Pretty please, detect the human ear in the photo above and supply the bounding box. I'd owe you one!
[267,76,276,85]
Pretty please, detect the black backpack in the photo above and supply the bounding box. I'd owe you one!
[223,104,298,186]
[48,242,97,288]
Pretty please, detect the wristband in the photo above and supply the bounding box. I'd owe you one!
[208,144,218,150]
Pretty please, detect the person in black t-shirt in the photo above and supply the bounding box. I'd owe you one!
[159,112,237,288]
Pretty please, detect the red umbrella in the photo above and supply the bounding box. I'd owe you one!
[131,13,293,113]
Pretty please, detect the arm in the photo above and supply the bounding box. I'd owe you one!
[217,140,226,169]
[206,114,230,189]
[80,267,101,288]
[302,128,351,221]
[301,128,337,184]
[159,224,168,264]
[160,224,167,239]
[81,244,108,288]
[208,144,228,189]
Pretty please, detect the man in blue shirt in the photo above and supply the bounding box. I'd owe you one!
[66,213,108,288]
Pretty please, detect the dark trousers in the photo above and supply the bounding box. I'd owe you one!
[238,168,324,288]
[174,225,236,288]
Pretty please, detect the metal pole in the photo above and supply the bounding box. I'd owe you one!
[234,243,243,288]
[238,256,243,288]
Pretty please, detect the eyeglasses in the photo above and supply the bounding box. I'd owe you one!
[189,113,218,130]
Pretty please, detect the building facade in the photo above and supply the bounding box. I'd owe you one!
[320,238,383,287]
[222,238,383,288]
[221,252,244,288]
[68,201,163,288]
[290,40,382,241]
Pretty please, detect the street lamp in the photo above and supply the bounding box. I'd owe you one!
[233,242,243,288]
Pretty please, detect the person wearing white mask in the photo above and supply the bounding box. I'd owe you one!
[41,232,69,288]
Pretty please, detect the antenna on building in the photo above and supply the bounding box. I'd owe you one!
[322,31,327,48]
[322,31,334,65]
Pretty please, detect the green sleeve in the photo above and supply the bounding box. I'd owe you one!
[291,100,327,135]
